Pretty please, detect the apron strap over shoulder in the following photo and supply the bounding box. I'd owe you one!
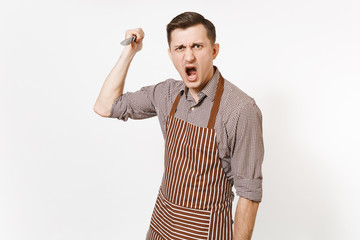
[170,92,182,116]
[207,74,224,129]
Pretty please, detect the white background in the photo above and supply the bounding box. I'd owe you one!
[1,0,359,239]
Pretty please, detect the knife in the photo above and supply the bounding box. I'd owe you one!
[120,35,137,46]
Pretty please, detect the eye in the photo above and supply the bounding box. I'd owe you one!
[175,46,184,51]
[193,43,203,49]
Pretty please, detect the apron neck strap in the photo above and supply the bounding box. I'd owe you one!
[169,74,225,129]
[170,92,182,117]
[207,74,224,129]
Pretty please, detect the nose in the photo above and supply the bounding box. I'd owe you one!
[184,48,195,62]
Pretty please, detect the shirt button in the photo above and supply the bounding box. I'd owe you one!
[191,107,195,111]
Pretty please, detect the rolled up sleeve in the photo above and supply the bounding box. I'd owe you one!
[231,101,264,202]
[109,82,165,121]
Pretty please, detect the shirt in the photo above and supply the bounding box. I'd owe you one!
[109,67,264,202]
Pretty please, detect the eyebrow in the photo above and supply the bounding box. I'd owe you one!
[173,44,184,49]
[192,42,204,46]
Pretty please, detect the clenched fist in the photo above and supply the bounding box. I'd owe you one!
[124,28,145,53]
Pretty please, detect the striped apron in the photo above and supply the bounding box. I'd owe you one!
[146,75,234,240]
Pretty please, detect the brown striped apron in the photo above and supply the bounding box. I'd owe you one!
[146,75,234,240]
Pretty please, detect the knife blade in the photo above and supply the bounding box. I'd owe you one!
[120,35,137,46]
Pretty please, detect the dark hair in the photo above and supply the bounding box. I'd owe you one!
[166,12,216,46]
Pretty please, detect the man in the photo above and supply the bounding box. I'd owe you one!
[94,12,264,240]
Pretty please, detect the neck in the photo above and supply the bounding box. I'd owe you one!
[189,89,199,103]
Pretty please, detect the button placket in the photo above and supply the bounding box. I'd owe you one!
[188,104,195,123]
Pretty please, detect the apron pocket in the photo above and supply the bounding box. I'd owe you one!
[150,191,211,240]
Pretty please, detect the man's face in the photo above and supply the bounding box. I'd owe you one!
[168,24,219,96]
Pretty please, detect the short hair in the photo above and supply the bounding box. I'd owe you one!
[166,12,216,46]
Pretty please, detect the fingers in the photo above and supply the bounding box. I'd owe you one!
[125,28,145,43]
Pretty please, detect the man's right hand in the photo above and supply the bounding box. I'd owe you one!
[124,28,145,54]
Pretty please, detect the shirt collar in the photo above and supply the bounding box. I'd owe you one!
[180,66,220,102]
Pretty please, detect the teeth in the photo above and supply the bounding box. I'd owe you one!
[188,74,196,80]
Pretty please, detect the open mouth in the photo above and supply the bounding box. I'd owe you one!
[185,66,197,81]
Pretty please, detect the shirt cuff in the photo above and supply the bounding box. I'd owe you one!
[234,178,262,202]
[109,94,129,121]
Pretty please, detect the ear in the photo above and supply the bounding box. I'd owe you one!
[212,43,220,60]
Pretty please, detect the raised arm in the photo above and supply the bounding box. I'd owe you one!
[93,28,145,117]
